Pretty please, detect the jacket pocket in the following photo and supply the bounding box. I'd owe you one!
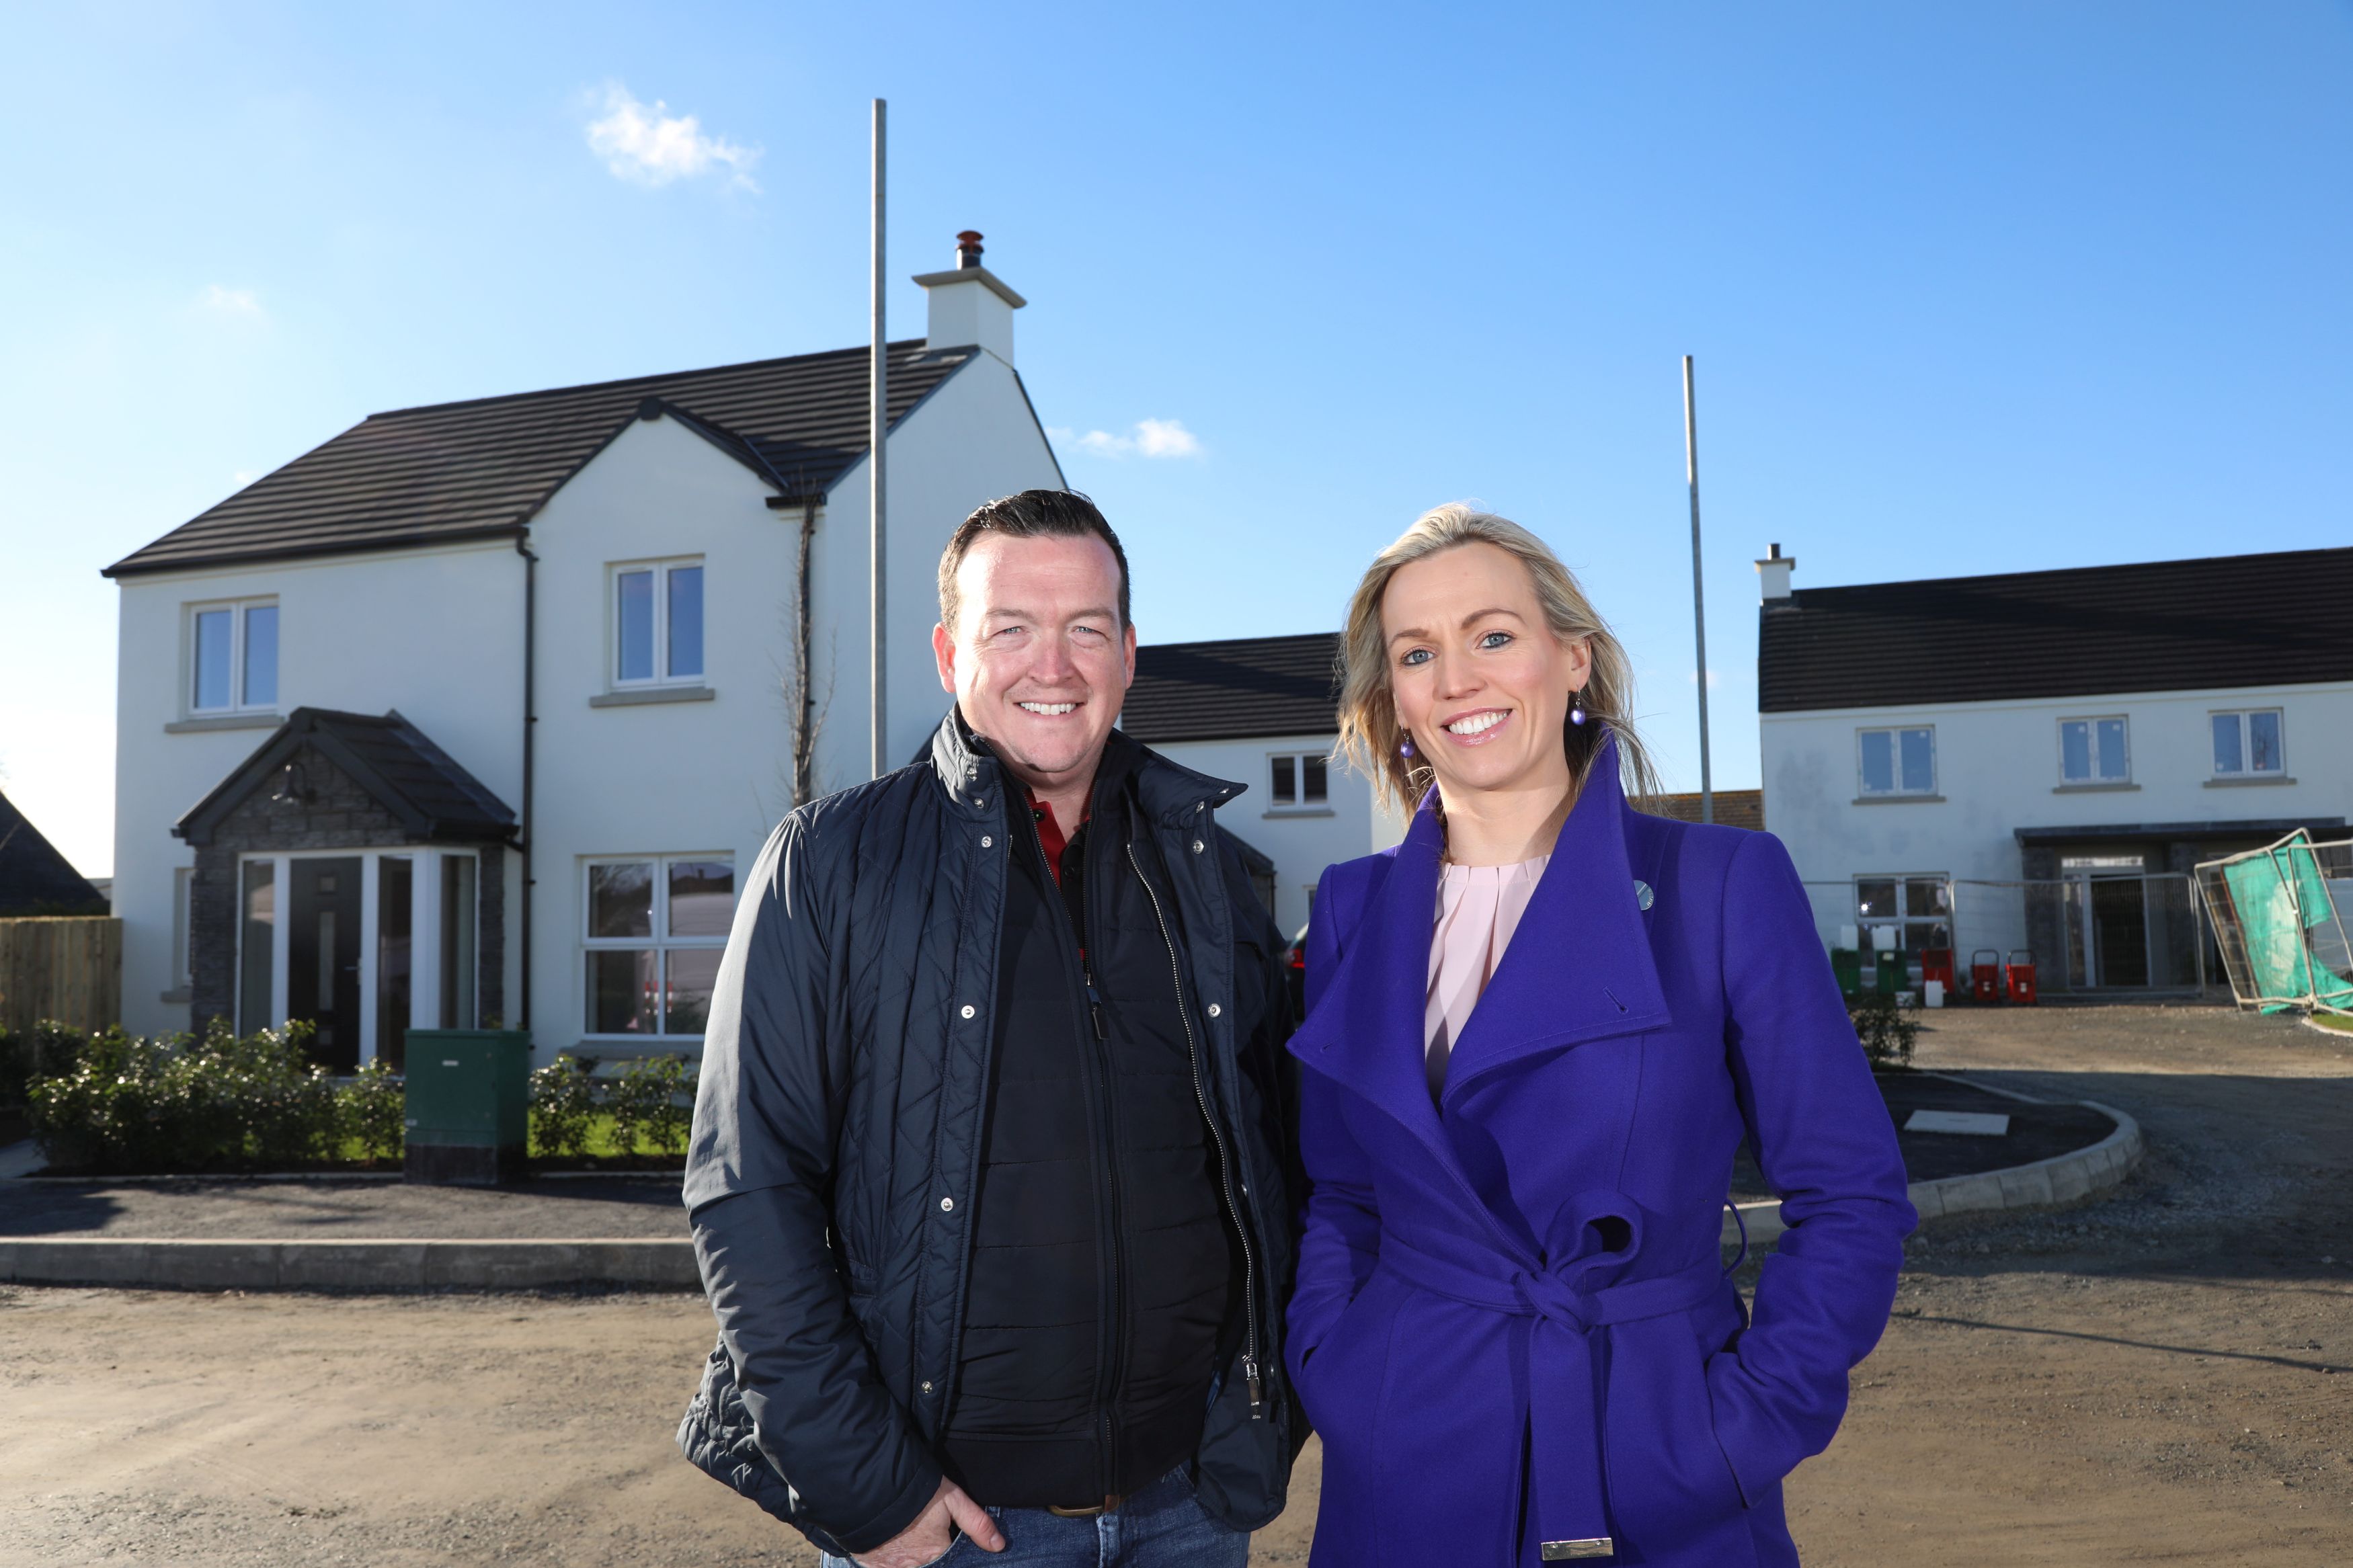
[1601,1311,1751,1558]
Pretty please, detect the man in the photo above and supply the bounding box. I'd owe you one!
[678,490,1300,1567]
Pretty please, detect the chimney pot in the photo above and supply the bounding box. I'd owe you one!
[956,230,984,270]
[914,233,1026,361]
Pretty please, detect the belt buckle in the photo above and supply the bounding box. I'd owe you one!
[1540,1540,1614,1561]
[1047,1493,1123,1519]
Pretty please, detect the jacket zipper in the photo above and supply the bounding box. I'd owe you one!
[1127,841,1262,1420]
[1028,803,1126,1489]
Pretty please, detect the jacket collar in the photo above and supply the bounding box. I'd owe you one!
[926,708,1244,828]
[1290,735,1671,1192]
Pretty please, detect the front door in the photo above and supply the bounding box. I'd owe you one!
[288,857,364,1069]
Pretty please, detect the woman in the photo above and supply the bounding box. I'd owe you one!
[1286,505,1913,1567]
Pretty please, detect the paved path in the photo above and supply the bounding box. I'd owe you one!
[0,1175,687,1240]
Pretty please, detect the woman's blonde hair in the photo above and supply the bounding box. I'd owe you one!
[1334,503,1662,817]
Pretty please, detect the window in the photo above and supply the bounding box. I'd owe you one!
[170,867,193,995]
[238,860,276,1036]
[2212,709,2284,778]
[1857,726,1936,797]
[190,600,279,714]
[612,561,705,686]
[1854,874,1952,957]
[584,855,735,1036]
[1267,752,1329,810]
[2060,716,2130,784]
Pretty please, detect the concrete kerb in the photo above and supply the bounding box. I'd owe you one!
[1723,1099,2145,1249]
[0,1237,700,1291]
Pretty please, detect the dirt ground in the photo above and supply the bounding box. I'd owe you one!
[4,1005,2350,1566]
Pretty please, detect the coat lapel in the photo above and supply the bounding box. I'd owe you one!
[1438,734,1673,1104]
[1288,797,1460,1171]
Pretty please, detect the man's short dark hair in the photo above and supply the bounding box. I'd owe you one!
[937,489,1132,635]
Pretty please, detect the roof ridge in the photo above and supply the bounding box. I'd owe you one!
[1798,542,2353,599]
[364,337,940,422]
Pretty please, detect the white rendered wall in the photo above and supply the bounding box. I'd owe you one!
[1141,733,1382,937]
[1759,679,2353,955]
[110,540,524,1038]
[805,353,1066,794]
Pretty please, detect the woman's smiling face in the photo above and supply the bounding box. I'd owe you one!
[1381,540,1592,807]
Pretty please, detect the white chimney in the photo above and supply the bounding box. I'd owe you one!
[914,229,1025,364]
[1756,541,1796,602]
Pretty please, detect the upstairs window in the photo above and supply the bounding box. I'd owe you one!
[613,560,705,687]
[2212,710,2284,778]
[1857,725,1936,798]
[190,600,278,714]
[584,855,735,1037]
[1269,752,1328,809]
[2060,717,2130,784]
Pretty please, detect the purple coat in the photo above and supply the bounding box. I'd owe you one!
[1286,739,1914,1567]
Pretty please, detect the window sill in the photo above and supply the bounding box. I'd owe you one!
[165,712,282,733]
[589,686,715,708]
[2205,774,2293,788]
[1852,794,1945,805]
[2053,782,2139,794]
[160,987,191,1005]
[1262,807,1336,819]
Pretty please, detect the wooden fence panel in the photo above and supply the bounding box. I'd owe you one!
[0,917,123,1036]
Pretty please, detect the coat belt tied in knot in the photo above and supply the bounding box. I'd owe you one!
[1380,1229,1728,1561]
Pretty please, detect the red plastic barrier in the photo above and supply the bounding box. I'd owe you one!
[1970,949,2001,1003]
[1921,948,1956,991]
[2005,950,2038,1005]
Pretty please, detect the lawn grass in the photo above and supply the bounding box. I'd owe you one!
[2305,1010,2353,1033]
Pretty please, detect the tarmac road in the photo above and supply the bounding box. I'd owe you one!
[2,1005,2348,1566]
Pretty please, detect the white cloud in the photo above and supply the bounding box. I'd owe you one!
[199,285,262,317]
[586,83,760,191]
[1687,667,1724,690]
[1049,417,1204,460]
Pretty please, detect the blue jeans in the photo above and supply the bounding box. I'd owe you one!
[820,1467,1248,1568]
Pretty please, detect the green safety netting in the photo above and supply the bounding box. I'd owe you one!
[2217,831,2353,1013]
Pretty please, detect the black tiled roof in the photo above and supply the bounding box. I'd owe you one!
[106,341,973,577]
[1121,633,1343,743]
[1758,546,2353,713]
[0,789,106,914]
[177,708,515,846]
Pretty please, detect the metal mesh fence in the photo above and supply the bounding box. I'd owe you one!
[1802,872,2208,996]
[2194,833,2353,1014]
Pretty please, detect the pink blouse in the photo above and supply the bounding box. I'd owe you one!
[1425,854,1550,1096]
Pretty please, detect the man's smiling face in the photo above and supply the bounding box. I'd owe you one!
[932,530,1136,795]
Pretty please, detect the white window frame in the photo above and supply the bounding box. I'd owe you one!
[1265,750,1332,815]
[186,597,280,717]
[608,558,706,690]
[1856,725,1937,798]
[2210,708,2286,778]
[580,853,734,1041]
[167,866,194,999]
[2058,715,2131,785]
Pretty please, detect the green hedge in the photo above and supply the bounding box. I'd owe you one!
[17,1021,697,1173]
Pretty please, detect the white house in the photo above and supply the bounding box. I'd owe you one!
[1755,542,2353,995]
[105,233,1062,1067]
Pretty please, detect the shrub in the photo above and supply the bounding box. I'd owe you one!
[607,1054,694,1159]
[1849,992,1919,1071]
[342,1059,405,1163]
[27,1018,343,1174]
[528,1053,599,1161]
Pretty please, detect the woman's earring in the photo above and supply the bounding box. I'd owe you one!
[1399,734,1417,759]
[1569,687,1588,727]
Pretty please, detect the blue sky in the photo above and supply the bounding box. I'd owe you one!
[3,1,2349,878]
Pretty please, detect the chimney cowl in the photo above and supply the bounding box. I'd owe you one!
[1755,544,1797,602]
[913,229,1027,362]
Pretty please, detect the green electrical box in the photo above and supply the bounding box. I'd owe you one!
[1829,948,1864,998]
[403,1029,532,1186]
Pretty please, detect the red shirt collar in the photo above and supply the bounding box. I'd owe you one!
[1024,788,1089,885]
